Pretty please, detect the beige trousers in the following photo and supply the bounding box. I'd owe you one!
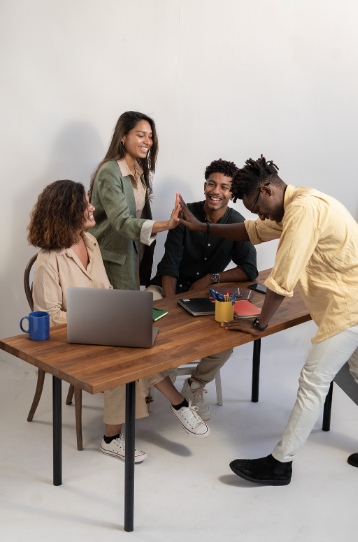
[103,371,170,425]
[146,284,233,387]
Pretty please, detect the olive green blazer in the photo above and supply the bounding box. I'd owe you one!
[89,160,153,290]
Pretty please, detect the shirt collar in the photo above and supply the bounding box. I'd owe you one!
[117,158,143,178]
[283,184,296,210]
[200,201,231,223]
[58,232,97,257]
[82,231,97,252]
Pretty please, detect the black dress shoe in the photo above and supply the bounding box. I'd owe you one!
[347,453,358,467]
[229,454,292,486]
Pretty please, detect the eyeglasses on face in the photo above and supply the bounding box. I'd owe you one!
[251,182,270,214]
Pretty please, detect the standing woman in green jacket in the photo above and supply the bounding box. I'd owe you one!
[88,114,211,448]
[89,111,179,290]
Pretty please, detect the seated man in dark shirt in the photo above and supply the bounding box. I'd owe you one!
[147,159,258,420]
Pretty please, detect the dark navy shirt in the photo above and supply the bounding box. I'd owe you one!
[150,201,258,294]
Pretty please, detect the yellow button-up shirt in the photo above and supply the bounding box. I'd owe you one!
[245,184,358,343]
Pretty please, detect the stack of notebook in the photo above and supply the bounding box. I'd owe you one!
[234,300,261,319]
[177,297,262,319]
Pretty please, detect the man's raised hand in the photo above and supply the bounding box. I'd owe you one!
[177,195,206,232]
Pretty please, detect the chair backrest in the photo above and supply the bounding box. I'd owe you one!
[24,253,39,311]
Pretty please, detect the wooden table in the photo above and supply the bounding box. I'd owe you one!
[0,270,332,531]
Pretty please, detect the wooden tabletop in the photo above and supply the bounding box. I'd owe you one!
[0,270,311,394]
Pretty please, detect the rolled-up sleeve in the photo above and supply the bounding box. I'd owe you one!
[140,219,156,246]
[245,218,282,245]
[264,204,319,297]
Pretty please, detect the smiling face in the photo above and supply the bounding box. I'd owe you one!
[82,192,96,230]
[242,184,285,222]
[121,120,153,160]
[204,172,232,214]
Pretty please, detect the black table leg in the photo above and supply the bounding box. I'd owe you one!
[53,376,62,486]
[322,381,334,432]
[251,338,261,403]
[124,381,136,532]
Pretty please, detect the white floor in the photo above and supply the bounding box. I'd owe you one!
[1,322,357,542]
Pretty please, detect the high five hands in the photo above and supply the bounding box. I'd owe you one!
[167,193,183,230]
[176,195,206,232]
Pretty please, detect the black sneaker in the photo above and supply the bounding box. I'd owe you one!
[347,453,358,467]
[229,454,292,486]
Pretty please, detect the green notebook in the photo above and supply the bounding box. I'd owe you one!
[153,308,168,322]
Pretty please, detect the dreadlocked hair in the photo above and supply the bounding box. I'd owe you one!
[204,158,237,180]
[231,155,282,203]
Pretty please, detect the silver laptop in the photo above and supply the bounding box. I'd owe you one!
[67,287,159,348]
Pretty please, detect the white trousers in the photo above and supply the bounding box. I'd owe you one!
[272,325,358,462]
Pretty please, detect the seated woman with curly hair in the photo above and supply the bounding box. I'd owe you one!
[28,180,210,462]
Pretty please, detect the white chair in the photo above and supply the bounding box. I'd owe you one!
[148,364,223,412]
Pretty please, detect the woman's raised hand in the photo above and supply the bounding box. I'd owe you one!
[167,193,182,230]
[176,195,206,232]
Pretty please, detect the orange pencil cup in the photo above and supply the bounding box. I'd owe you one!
[215,300,234,323]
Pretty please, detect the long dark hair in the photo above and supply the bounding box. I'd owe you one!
[89,111,158,200]
[27,180,87,249]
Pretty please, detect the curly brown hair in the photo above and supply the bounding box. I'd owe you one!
[27,180,88,250]
[204,159,237,180]
[88,111,158,200]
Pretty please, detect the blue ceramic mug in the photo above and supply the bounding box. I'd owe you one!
[20,311,50,341]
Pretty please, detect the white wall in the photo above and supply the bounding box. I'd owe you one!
[1,0,358,358]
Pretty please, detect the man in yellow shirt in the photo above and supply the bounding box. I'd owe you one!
[178,155,358,485]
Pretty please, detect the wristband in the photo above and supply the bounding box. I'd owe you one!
[251,318,268,332]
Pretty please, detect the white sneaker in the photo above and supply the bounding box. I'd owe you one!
[181,378,211,420]
[100,434,147,463]
[170,400,210,438]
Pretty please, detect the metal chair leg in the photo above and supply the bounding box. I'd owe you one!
[74,386,83,451]
[251,339,261,403]
[215,370,223,406]
[322,381,334,432]
[66,384,74,405]
[27,368,46,421]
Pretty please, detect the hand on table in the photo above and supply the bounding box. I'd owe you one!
[221,318,261,336]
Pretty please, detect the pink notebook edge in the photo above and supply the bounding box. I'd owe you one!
[234,300,261,316]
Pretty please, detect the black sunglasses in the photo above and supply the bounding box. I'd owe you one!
[251,182,270,213]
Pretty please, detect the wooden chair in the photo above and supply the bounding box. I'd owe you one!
[25,241,157,448]
[25,253,83,451]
